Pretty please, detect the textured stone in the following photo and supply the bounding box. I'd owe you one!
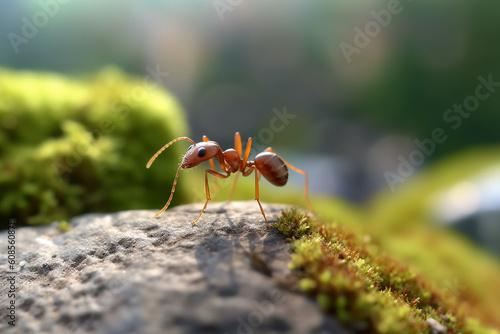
[0,201,350,334]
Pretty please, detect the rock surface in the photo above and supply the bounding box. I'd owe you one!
[0,201,350,334]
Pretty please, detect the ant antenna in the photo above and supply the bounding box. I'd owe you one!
[146,137,195,168]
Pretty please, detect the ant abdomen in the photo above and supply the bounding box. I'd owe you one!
[255,152,288,187]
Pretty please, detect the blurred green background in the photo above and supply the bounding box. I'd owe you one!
[1,0,500,329]
[2,0,499,250]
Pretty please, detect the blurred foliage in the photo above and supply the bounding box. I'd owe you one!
[187,0,500,160]
[353,1,500,155]
[2,1,499,163]
[0,67,190,229]
[368,146,500,231]
[276,208,498,334]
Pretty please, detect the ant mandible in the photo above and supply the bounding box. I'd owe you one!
[146,132,313,227]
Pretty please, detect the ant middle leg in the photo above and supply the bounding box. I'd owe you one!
[226,132,244,202]
[240,137,253,171]
[234,132,242,158]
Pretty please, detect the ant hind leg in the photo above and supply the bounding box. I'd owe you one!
[263,147,313,213]
[244,166,272,228]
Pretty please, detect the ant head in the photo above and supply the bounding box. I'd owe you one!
[181,141,220,168]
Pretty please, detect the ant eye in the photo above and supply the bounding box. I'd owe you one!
[198,147,207,158]
[188,145,194,150]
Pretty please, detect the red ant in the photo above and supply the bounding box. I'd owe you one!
[146,132,312,227]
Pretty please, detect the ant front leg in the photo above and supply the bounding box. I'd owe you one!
[243,166,272,228]
[191,169,230,226]
[264,147,314,213]
[203,135,219,197]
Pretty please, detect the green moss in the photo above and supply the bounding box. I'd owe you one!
[58,220,71,232]
[275,208,499,334]
[0,67,190,228]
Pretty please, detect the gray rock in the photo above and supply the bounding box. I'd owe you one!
[0,201,350,334]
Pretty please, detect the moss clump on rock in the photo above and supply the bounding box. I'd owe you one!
[0,67,189,228]
[276,208,499,334]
